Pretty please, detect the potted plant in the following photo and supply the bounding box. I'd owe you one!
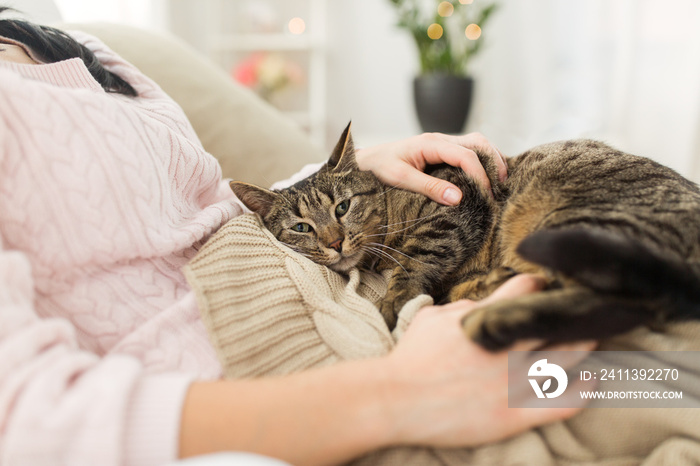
[388,0,498,133]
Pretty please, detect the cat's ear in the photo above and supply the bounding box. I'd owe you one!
[229,181,280,218]
[327,121,357,171]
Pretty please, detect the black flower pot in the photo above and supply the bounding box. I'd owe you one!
[413,74,474,134]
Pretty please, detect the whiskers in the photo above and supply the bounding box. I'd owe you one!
[360,240,429,276]
[356,209,436,275]
[361,244,408,275]
[367,242,427,266]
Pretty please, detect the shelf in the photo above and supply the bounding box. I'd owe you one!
[204,0,327,148]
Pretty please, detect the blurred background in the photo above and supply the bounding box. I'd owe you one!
[12,0,700,182]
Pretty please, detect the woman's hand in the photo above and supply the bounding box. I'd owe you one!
[180,275,594,465]
[355,132,508,206]
[381,274,596,448]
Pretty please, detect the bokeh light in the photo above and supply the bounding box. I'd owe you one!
[437,1,454,17]
[459,0,474,4]
[288,17,306,35]
[427,23,444,40]
[465,23,481,40]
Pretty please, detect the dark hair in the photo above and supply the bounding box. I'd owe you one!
[0,7,137,96]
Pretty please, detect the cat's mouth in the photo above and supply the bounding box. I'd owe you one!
[329,252,364,274]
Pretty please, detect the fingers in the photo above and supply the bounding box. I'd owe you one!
[433,132,508,183]
[435,299,477,312]
[365,156,464,206]
[396,169,465,206]
[356,132,506,206]
[481,276,599,353]
[481,274,546,304]
[429,274,545,320]
[414,134,493,198]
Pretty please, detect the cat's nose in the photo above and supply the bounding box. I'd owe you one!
[328,238,343,252]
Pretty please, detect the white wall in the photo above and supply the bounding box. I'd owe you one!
[25,0,700,180]
[326,0,700,181]
[6,0,62,22]
[472,0,700,178]
[53,0,168,30]
[324,0,420,148]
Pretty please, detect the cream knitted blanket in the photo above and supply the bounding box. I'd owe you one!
[184,214,700,465]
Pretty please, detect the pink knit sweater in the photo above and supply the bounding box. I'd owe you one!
[0,32,246,464]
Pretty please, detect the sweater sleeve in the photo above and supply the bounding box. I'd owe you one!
[0,234,194,465]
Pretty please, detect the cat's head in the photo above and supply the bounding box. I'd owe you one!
[230,123,387,273]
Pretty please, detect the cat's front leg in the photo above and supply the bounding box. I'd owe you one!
[462,286,652,351]
[379,269,427,330]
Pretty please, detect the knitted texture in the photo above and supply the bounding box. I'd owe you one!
[188,215,700,466]
[184,213,430,378]
[0,32,238,465]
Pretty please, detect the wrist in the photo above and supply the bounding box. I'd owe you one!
[371,354,429,447]
[318,357,401,454]
[180,358,401,465]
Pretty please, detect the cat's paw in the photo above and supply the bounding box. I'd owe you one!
[461,303,533,352]
[378,300,398,330]
[378,291,413,330]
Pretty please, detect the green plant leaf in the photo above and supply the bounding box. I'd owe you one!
[388,0,500,76]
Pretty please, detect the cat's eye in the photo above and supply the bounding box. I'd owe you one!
[335,200,350,217]
[292,223,312,233]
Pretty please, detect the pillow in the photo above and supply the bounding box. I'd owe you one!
[58,22,325,187]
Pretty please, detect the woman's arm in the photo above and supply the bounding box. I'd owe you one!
[355,132,508,206]
[180,275,594,465]
[180,356,392,465]
[0,235,193,466]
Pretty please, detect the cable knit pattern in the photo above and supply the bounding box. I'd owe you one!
[0,32,243,465]
[184,214,432,379]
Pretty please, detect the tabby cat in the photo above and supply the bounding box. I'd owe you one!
[231,123,700,350]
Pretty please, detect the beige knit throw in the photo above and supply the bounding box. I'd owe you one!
[184,214,700,465]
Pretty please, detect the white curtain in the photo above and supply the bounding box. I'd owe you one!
[471,0,700,180]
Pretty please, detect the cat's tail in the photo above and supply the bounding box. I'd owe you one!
[517,228,700,320]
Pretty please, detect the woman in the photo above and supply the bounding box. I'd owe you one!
[0,9,592,466]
